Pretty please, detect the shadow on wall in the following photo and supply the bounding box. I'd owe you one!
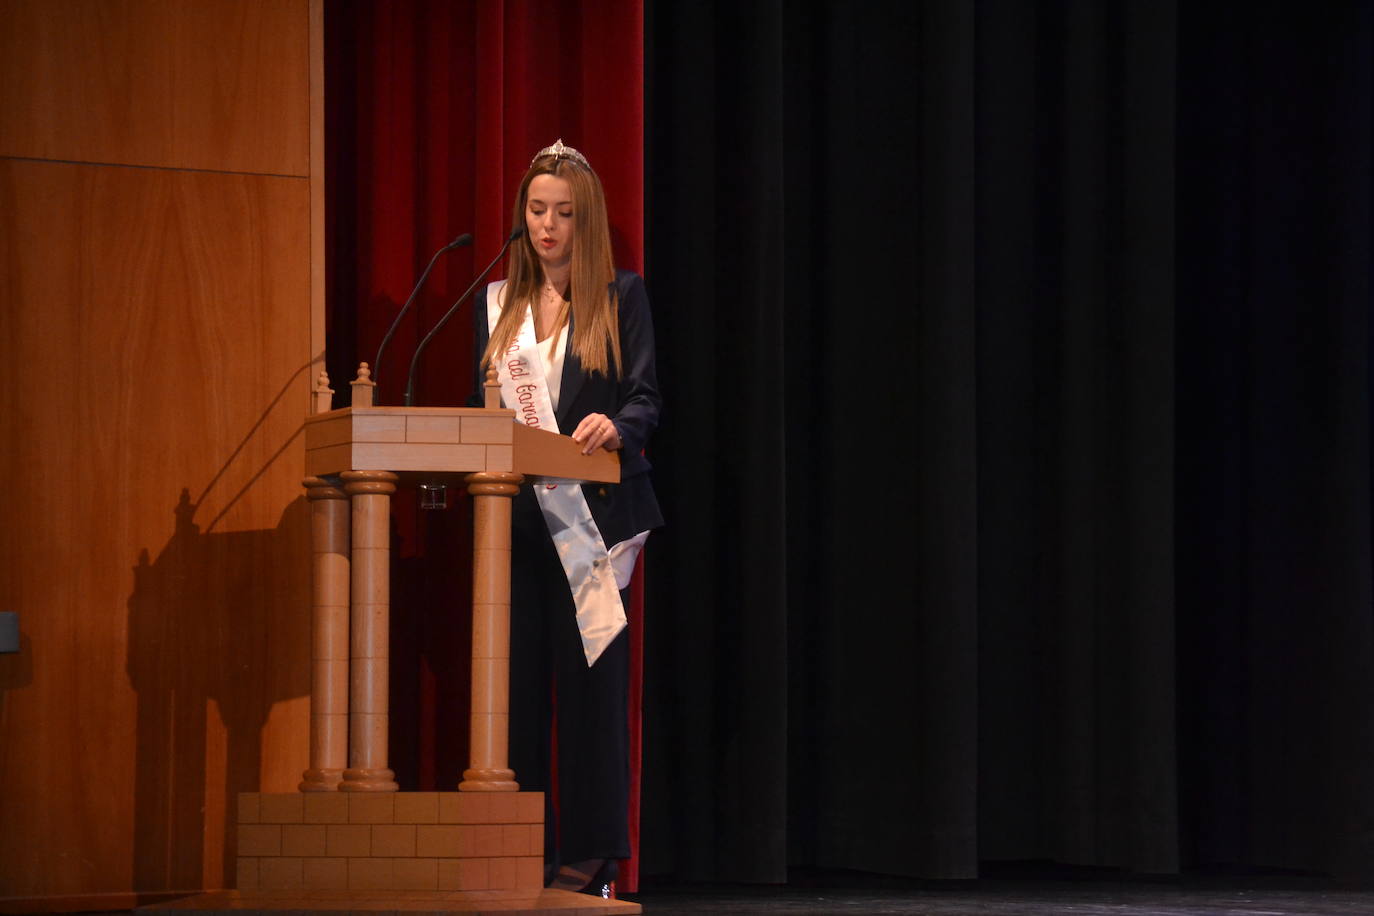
[0,630,35,724]
[126,492,309,891]
[124,360,316,892]
[0,631,34,882]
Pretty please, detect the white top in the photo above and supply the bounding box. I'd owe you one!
[539,320,568,413]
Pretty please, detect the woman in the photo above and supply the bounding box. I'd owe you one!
[470,140,662,895]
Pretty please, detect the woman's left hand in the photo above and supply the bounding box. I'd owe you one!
[571,413,622,454]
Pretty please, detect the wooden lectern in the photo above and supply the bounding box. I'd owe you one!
[221,364,643,910]
[296,363,619,798]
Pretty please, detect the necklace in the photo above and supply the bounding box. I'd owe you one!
[535,283,568,342]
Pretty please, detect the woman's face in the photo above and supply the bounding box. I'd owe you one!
[525,173,575,272]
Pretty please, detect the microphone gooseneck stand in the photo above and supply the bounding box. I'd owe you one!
[404,226,526,407]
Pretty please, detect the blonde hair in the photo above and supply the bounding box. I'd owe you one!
[482,154,621,377]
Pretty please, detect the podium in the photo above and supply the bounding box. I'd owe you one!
[209,365,643,911]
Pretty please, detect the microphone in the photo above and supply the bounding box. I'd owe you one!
[404,226,526,407]
[372,233,473,402]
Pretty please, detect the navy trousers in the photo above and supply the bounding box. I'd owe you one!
[508,490,630,865]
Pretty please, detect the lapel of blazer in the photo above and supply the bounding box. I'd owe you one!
[556,308,586,430]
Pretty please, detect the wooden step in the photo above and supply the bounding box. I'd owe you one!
[140,888,642,915]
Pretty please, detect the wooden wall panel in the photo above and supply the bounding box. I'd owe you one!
[0,158,313,898]
[0,0,319,902]
[0,0,309,176]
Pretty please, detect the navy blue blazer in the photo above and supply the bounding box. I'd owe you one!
[470,270,663,546]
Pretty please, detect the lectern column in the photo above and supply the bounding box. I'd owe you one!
[300,476,349,792]
[340,469,399,792]
[459,471,524,792]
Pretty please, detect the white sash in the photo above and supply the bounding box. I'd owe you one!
[486,280,646,666]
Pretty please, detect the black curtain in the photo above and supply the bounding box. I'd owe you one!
[1176,3,1374,876]
[641,0,1374,882]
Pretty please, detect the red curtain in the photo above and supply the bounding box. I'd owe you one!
[325,0,646,891]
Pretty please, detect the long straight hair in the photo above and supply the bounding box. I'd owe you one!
[482,154,621,377]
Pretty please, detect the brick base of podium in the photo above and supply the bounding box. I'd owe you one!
[235,792,544,892]
[136,792,642,912]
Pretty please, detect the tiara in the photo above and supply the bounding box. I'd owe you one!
[530,138,591,170]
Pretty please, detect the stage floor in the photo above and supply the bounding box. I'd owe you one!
[625,873,1374,914]
[78,874,1374,916]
